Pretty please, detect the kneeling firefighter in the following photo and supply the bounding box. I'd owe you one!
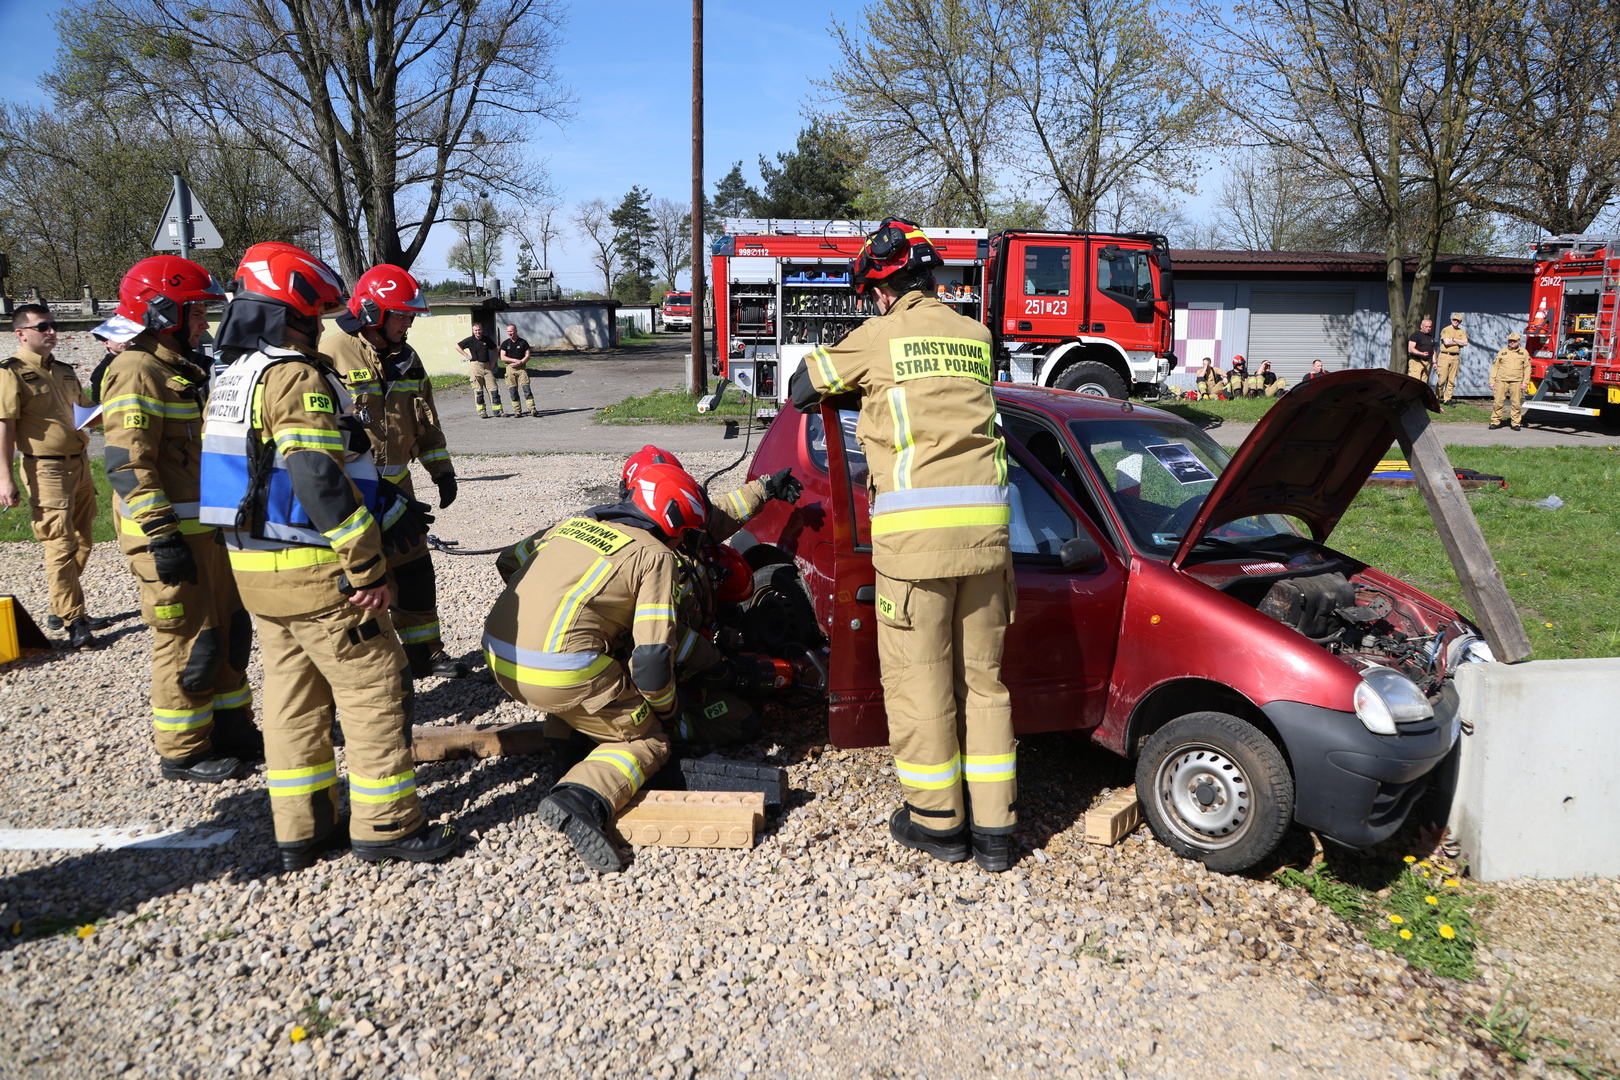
[484,463,705,872]
[788,218,1017,872]
[200,241,458,872]
[321,264,467,679]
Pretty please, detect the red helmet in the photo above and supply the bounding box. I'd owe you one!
[628,463,707,536]
[621,445,684,491]
[117,256,225,333]
[711,543,754,604]
[231,241,347,318]
[852,217,942,295]
[348,264,431,329]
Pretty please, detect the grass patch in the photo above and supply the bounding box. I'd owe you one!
[0,458,115,544]
[1332,446,1620,660]
[596,385,762,425]
[1157,396,1495,424]
[1466,985,1620,1079]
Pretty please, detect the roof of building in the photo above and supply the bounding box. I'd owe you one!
[1169,249,1533,281]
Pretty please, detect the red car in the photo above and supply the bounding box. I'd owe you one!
[737,370,1486,872]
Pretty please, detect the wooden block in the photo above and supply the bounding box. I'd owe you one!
[613,790,764,848]
[1084,786,1144,846]
[410,722,550,762]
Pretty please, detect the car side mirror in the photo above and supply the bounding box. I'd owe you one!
[1059,534,1103,571]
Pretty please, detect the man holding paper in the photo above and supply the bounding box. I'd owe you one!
[0,304,100,649]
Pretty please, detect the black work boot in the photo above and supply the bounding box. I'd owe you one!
[405,644,470,680]
[888,807,969,863]
[971,830,1012,873]
[353,820,459,864]
[279,815,351,873]
[537,784,625,872]
[67,616,97,649]
[210,709,265,763]
[160,753,245,784]
[46,614,107,631]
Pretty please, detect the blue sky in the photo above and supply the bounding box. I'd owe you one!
[0,0,876,291]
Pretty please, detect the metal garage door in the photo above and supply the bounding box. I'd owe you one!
[1247,292,1355,383]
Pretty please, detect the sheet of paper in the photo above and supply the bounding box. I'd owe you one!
[73,403,103,430]
[1146,443,1217,485]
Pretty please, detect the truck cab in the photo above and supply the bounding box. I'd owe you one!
[662,291,693,332]
[1523,235,1620,427]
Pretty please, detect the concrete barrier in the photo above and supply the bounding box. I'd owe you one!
[1449,659,1620,881]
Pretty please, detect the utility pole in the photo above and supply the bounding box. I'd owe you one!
[173,173,194,258]
[688,0,708,395]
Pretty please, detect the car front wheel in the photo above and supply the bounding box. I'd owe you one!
[1135,711,1294,873]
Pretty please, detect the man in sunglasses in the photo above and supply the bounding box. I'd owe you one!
[0,305,101,648]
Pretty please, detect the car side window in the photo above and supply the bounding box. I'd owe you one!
[1000,412,1108,527]
[1007,454,1076,557]
[806,408,871,549]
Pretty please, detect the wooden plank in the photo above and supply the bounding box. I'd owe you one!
[410,722,550,762]
[1392,400,1533,662]
[1084,786,1144,846]
[613,790,764,848]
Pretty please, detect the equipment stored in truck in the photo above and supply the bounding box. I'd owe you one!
[1520,235,1620,428]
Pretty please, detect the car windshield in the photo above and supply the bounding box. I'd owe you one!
[1066,417,1301,557]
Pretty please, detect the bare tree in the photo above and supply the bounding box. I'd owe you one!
[650,197,691,289]
[572,198,620,298]
[1211,148,1338,250]
[49,0,572,279]
[445,198,505,290]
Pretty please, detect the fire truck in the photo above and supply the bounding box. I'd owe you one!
[661,290,693,332]
[1523,235,1620,427]
[710,219,1175,402]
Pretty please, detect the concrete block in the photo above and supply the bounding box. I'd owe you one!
[1084,786,1143,846]
[1450,659,1620,881]
[410,722,549,762]
[679,755,787,812]
[613,790,765,848]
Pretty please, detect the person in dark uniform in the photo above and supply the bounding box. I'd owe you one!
[499,324,536,417]
[456,323,503,418]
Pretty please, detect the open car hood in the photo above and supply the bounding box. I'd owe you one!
[1171,369,1437,568]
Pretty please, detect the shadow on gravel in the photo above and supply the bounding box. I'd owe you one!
[456,473,518,483]
[1011,734,1135,859]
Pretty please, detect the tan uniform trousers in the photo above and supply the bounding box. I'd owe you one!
[468,361,503,415]
[20,455,96,622]
[128,534,254,759]
[1407,356,1433,383]
[256,602,424,847]
[1263,378,1287,398]
[504,365,535,409]
[1492,382,1526,425]
[876,567,1016,835]
[1436,352,1461,403]
[1195,376,1223,401]
[381,472,445,661]
[509,660,671,812]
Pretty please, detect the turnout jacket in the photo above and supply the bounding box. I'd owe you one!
[321,330,453,491]
[1490,346,1532,384]
[100,333,211,551]
[0,347,89,457]
[792,291,1010,580]
[483,505,679,715]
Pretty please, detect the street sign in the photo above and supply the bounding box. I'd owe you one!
[151,175,223,251]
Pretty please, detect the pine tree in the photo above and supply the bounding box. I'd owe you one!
[751,122,861,219]
[609,186,656,300]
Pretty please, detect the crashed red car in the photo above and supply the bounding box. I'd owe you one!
[737,370,1486,872]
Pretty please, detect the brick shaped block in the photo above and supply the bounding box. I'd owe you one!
[613,790,765,848]
[679,754,787,812]
[1084,786,1144,846]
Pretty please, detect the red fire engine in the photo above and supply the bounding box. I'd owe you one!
[1523,235,1620,427]
[661,290,693,332]
[710,219,1175,402]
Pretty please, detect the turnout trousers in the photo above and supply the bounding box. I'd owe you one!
[875,567,1016,835]
[254,602,425,848]
[126,533,254,759]
[468,361,503,416]
[384,472,447,670]
[504,366,535,410]
[20,454,95,622]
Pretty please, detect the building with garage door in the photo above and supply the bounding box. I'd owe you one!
[1165,251,1533,397]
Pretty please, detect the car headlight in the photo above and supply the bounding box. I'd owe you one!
[1352,666,1435,736]
[1445,630,1496,669]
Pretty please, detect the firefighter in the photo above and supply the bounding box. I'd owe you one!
[499,324,537,417]
[1437,313,1468,406]
[1488,331,1532,432]
[1257,360,1287,397]
[322,265,468,679]
[456,322,503,418]
[100,256,259,782]
[0,304,101,648]
[1194,358,1225,401]
[1227,355,1260,397]
[788,218,1016,873]
[200,241,458,872]
[483,463,702,873]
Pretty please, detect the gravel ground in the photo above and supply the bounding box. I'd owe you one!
[0,450,1600,1080]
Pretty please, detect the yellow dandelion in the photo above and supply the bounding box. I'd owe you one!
[1444,878,1461,888]
[1389,914,1405,925]
[1399,929,1413,940]
[289,1026,307,1044]
[76,925,95,939]
[1425,896,1439,905]
[1544,622,1554,628]
[1417,861,1432,869]
[1403,856,1417,864]
[1439,925,1456,940]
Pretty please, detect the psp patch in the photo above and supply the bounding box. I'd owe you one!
[302,392,335,414]
[877,594,897,621]
[888,337,993,384]
[704,699,729,720]
[552,517,634,556]
[124,412,150,429]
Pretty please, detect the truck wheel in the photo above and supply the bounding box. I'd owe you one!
[1054,361,1128,399]
[1135,711,1294,874]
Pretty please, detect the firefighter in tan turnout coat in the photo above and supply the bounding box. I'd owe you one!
[789,218,1016,872]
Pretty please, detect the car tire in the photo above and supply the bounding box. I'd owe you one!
[1054,361,1129,400]
[1135,711,1294,874]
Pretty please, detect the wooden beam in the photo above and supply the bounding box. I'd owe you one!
[1391,400,1533,662]
[410,722,550,763]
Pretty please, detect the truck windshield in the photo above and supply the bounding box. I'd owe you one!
[1067,418,1299,556]
[665,294,691,306]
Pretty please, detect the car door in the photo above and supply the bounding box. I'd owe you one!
[1007,237,1078,338]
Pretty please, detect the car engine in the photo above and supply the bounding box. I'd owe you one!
[1250,571,1446,692]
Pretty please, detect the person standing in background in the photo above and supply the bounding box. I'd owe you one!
[1407,317,1436,384]
[499,323,536,417]
[1437,313,1468,406]
[455,322,503,419]
[1488,331,1532,432]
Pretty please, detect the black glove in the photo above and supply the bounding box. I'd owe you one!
[762,467,802,504]
[378,481,435,556]
[148,533,198,587]
[434,474,458,509]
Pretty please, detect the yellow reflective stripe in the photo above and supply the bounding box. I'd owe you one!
[895,755,962,790]
[723,489,750,520]
[419,448,450,463]
[543,557,611,651]
[485,650,613,687]
[869,506,1012,536]
[124,491,171,515]
[634,604,677,624]
[349,769,417,804]
[396,620,440,645]
[273,427,344,453]
[888,386,914,490]
[102,393,200,418]
[153,603,185,619]
[120,516,215,538]
[585,747,646,790]
[809,346,847,394]
[323,504,375,547]
[990,423,1008,485]
[643,684,676,711]
[214,684,253,710]
[676,627,701,664]
[228,547,343,571]
[267,760,338,796]
[963,752,1017,782]
[153,704,212,732]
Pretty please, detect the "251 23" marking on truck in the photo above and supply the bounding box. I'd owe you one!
[1023,298,1069,316]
